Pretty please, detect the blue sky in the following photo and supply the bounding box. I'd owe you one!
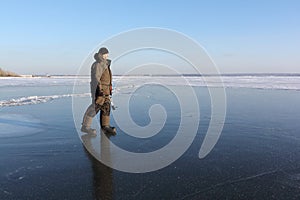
[0,0,299,74]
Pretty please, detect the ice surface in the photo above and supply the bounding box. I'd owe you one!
[1,75,300,107]
[1,75,300,90]
[0,93,89,107]
[0,114,44,138]
[113,75,300,91]
[0,76,89,87]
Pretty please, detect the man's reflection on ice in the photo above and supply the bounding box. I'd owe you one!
[82,133,113,200]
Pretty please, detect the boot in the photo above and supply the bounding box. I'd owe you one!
[102,126,116,136]
[81,115,97,136]
[81,126,97,136]
[101,115,116,135]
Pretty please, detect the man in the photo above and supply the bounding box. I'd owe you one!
[81,47,116,136]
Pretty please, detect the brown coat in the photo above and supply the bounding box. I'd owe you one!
[100,60,112,95]
[90,53,112,101]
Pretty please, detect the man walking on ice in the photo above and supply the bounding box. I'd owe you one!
[81,47,116,136]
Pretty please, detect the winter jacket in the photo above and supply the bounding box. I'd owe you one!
[90,53,112,100]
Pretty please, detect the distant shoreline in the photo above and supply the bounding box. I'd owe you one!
[42,73,300,77]
[1,73,300,78]
[113,73,300,77]
[0,68,20,77]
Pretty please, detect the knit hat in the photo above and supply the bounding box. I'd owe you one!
[98,47,109,55]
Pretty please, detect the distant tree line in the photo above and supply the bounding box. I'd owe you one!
[0,68,20,77]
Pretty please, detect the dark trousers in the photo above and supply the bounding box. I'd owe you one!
[82,97,111,127]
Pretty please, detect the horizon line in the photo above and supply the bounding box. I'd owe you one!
[17,72,300,77]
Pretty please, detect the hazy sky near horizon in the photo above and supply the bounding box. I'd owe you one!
[0,0,299,75]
